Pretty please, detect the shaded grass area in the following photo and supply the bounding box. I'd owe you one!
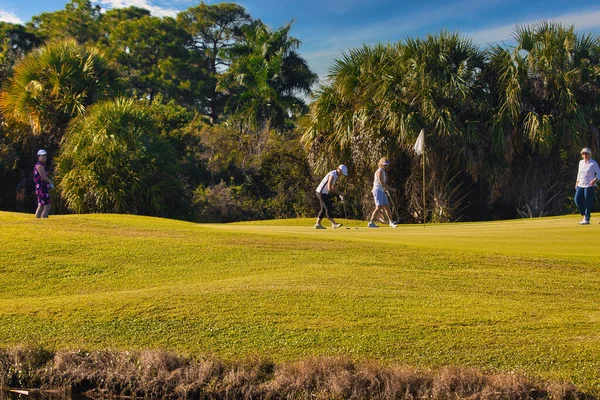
[0,348,589,399]
[1,212,600,394]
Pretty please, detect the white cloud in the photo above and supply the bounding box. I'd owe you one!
[302,4,600,83]
[0,9,23,24]
[468,8,600,45]
[302,50,343,82]
[467,25,515,45]
[299,0,508,53]
[299,0,510,81]
[95,0,181,18]
[555,8,600,30]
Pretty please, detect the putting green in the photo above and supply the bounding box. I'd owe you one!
[1,211,599,392]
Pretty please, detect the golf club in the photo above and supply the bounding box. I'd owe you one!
[386,189,400,224]
[341,195,351,229]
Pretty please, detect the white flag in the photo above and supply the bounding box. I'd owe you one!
[413,129,425,155]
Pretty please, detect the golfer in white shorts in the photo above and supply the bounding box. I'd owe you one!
[368,157,397,228]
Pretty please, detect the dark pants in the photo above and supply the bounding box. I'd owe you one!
[575,186,595,222]
[316,192,333,220]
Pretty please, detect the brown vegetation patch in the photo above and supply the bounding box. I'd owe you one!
[0,348,592,399]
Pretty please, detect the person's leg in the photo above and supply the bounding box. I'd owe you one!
[41,204,51,218]
[584,186,595,222]
[369,191,384,226]
[370,207,380,223]
[382,204,393,223]
[574,187,585,219]
[378,191,394,225]
[35,203,44,218]
[322,194,339,226]
[368,207,381,227]
[316,193,325,226]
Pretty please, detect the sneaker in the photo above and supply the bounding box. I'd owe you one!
[314,224,326,229]
[579,220,590,225]
[367,221,379,228]
[389,221,398,228]
[332,223,343,229]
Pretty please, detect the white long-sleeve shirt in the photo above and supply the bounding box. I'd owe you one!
[577,159,600,188]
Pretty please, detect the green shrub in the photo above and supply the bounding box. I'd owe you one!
[56,97,187,217]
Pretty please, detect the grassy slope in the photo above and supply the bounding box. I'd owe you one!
[1,212,600,392]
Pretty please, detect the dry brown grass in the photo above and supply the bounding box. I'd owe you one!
[0,348,593,399]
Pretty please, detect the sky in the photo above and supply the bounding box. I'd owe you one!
[1,0,600,81]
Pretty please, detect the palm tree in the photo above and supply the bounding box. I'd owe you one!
[219,21,317,136]
[489,22,600,217]
[303,33,488,222]
[301,44,394,217]
[55,97,186,216]
[388,31,488,222]
[0,38,118,146]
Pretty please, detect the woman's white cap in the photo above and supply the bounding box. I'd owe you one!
[37,149,47,156]
[338,164,348,176]
[581,148,592,154]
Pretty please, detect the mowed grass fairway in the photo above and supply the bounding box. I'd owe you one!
[1,211,600,392]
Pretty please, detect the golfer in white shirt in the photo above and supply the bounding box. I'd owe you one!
[574,148,600,225]
[314,165,347,229]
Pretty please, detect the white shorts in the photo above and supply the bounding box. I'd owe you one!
[373,190,388,206]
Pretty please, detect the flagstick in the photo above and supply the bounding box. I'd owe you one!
[422,146,426,227]
[413,128,426,227]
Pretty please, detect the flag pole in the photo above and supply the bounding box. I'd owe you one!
[413,129,426,227]
[422,136,426,227]
[422,135,427,228]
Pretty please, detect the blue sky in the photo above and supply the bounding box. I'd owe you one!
[1,0,600,80]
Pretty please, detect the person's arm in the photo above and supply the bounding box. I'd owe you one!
[593,162,600,186]
[36,164,53,185]
[376,169,396,192]
[326,175,343,196]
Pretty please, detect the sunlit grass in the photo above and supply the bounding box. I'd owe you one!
[1,211,600,393]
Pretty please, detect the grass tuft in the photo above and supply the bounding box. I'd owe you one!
[0,348,590,399]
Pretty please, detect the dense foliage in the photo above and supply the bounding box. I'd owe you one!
[0,1,316,221]
[56,98,186,216]
[303,26,600,222]
[0,39,118,140]
[0,0,599,222]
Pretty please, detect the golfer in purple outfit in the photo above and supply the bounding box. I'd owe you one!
[34,149,54,218]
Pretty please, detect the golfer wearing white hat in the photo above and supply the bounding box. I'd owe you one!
[368,157,397,228]
[34,149,54,218]
[314,165,347,229]
[574,147,600,225]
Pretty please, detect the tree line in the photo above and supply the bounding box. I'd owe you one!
[0,0,599,222]
[304,25,600,222]
[0,0,317,221]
